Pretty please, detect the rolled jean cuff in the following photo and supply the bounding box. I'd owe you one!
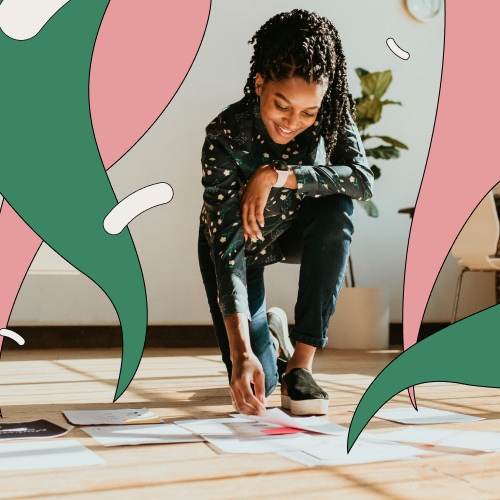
[265,371,279,398]
[289,327,328,349]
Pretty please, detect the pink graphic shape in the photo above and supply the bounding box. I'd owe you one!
[404,1,500,404]
[0,0,210,340]
[0,202,42,332]
[90,0,211,168]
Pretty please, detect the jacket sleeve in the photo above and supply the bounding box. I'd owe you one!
[200,115,251,321]
[292,113,374,201]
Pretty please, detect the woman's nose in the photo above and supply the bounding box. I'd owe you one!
[284,113,300,130]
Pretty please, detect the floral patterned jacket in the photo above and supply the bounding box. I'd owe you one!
[199,96,373,321]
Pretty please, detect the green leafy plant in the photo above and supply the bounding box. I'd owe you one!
[353,68,408,217]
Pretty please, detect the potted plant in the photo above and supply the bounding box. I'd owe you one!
[353,67,408,218]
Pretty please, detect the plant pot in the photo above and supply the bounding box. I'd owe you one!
[325,287,389,349]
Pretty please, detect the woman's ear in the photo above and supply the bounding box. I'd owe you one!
[255,72,264,96]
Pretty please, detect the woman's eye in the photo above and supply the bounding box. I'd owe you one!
[274,102,315,117]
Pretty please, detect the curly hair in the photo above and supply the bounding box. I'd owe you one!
[243,9,355,162]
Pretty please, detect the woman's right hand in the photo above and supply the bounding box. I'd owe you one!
[240,164,277,242]
[230,351,267,416]
[225,312,267,416]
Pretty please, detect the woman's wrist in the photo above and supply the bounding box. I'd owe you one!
[264,162,297,189]
[257,163,278,187]
[283,170,298,189]
[225,312,253,361]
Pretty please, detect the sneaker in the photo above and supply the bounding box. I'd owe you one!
[267,307,294,361]
[281,368,329,415]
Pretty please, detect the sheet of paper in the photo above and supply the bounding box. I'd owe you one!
[278,448,421,468]
[348,406,484,425]
[174,418,282,436]
[202,432,337,454]
[301,436,429,464]
[81,423,204,447]
[0,439,105,471]
[366,427,500,452]
[0,419,73,441]
[231,408,348,435]
[63,408,163,425]
[365,427,461,445]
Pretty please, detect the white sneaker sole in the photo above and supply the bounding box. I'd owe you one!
[267,307,294,360]
[281,394,329,416]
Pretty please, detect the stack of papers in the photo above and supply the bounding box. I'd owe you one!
[174,409,428,464]
[63,408,163,425]
[175,415,337,454]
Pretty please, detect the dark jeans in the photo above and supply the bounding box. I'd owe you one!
[197,194,354,397]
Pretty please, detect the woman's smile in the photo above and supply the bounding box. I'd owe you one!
[274,121,298,138]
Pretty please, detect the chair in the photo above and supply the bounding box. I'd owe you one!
[451,191,500,323]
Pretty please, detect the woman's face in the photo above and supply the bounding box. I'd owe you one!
[255,72,325,145]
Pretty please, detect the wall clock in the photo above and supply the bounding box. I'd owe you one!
[406,0,442,22]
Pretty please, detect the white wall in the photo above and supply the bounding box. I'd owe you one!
[10,0,479,327]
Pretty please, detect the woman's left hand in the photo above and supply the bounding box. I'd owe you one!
[240,164,277,242]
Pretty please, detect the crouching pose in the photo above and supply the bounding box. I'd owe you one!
[198,9,374,416]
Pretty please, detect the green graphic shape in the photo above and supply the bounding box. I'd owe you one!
[348,304,500,451]
[0,0,147,400]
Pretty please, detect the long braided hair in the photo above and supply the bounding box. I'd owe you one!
[243,9,355,162]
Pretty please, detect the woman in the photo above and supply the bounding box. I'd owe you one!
[198,9,373,417]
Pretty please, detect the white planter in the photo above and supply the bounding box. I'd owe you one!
[325,288,389,349]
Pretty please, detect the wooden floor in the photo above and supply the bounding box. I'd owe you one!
[2,346,500,499]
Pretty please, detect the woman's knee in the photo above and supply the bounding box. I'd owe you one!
[322,194,353,225]
[304,195,354,244]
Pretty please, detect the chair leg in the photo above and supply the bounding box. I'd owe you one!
[348,255,355,288]
[451,268,468,324]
